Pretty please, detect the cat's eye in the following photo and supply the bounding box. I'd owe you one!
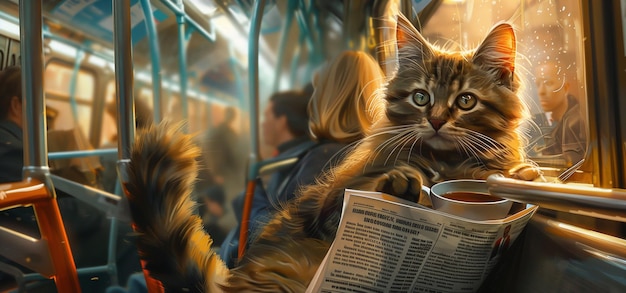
[412,90,430,106]
[455,93,477,110]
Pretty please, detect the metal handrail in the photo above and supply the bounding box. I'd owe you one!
[272,0,298,92]
[239,0,267,259]
[48,148,117,160]
[159,0,216,42]
[175,0,189,130]
[487,174,626,222]
[531,213,626,259]
[139,0,163,123]
[50,174,122,218]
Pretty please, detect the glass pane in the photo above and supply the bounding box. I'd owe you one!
[100,81,117,147]
[421,0,588,182]
[44,62,96,139]
[44,62,95,101]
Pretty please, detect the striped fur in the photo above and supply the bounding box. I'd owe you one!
[124,14,540,292]
[125,123,229,292]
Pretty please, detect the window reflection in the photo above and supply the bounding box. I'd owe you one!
[421,0,588,181]
[527,60,586,168]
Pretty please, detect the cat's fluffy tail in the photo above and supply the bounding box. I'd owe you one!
[125,122,229,292]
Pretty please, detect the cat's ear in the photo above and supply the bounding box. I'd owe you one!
[396,13,433,59]
[473,23,516,86]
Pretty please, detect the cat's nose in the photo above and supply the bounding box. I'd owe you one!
[429,119,447,131]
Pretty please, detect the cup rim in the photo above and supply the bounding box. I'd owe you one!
[431,179,509,205]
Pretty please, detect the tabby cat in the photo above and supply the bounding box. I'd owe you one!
[124,14,540,292]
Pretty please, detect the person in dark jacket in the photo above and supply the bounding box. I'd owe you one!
[0,66,25,184]
[529,60,587,167]
[219,88,314,267]
[0,66,141,286]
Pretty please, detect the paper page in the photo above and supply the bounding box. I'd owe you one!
[307,189,537,293]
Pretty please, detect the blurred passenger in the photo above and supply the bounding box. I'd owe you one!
[220,50,386,267]
[220,88,314,267]
[529,60,586,167]
[0,66,23,184]
[196,106,248,232]
[0,66,141,285]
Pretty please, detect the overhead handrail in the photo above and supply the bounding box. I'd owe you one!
[293,0,320,85]
[272,0,297,92]
[294,0,315,54]
[159,0,216,42]
[175,0,189,130]
[300,0,324,82]
[212,0,277,67]
[139,0,163,123]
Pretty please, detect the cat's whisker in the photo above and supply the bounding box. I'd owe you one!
[460,130,517,160]
[461,135,503,155]
[391,131,418,166]
[456,140,477,166]
[363,127,412,168]
[464,129,507,149]
[406,132,423,163]
[456,137,483,164]
[461,136,507,162]
[381,129,415,166]
[453,139,468,158]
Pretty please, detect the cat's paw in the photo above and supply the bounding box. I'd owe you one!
[374,166,424,202]
[508,163,543,181]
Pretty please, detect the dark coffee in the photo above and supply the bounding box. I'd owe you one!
[442,192,502,203]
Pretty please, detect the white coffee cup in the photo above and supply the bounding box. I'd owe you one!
[423,179,513,221]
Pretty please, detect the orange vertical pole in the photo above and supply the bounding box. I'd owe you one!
[33,198,81,292]
[238,180,257,258]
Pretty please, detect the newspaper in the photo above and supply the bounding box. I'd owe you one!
[307,189,538,293]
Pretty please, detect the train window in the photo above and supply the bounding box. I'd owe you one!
[99,83,157,147]
[6,38,20,67]
[188,98,205,134]
[99,81,117,147]
[44,61,96,137]
[0,35,7,70]
[421,0,588,182]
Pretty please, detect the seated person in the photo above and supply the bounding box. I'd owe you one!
[219,88,314,268]
[0,66,141,286]
[528,60,586,168]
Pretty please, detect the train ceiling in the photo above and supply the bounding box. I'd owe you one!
[0,0,440,94]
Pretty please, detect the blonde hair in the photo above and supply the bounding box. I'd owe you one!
[308,51,385,143]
